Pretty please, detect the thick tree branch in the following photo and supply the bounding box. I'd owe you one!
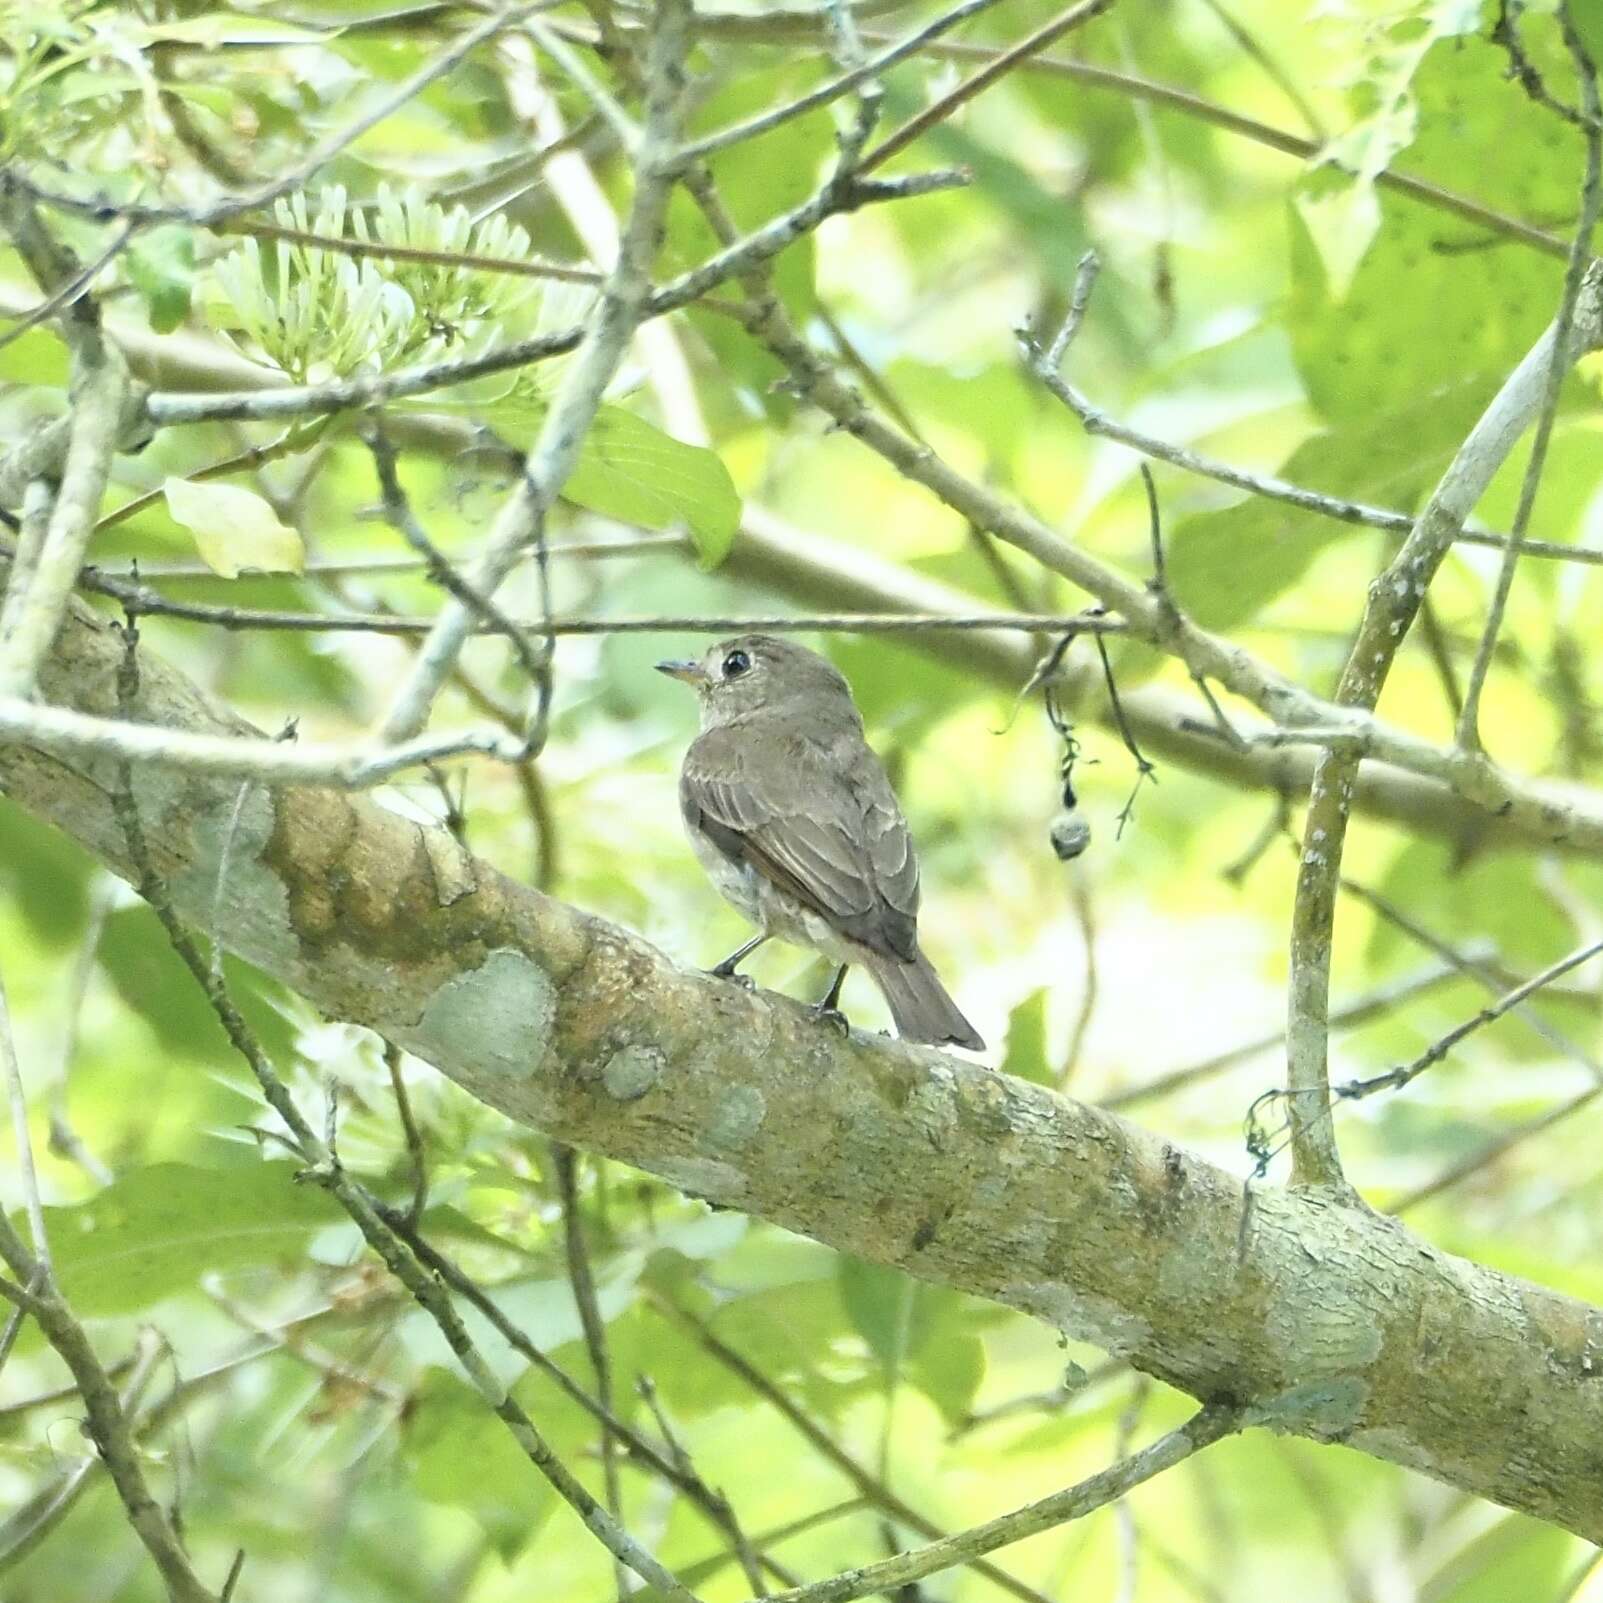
[4,589,1603,1540]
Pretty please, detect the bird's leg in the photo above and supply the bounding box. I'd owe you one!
[709,933,767,988]
[810,964,851,1034]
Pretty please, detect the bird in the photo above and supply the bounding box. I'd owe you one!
[656,634,984,1051]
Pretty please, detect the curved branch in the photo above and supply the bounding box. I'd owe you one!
[3,585,1603,1541]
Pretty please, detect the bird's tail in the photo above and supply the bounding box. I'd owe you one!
[866,949,984,1052]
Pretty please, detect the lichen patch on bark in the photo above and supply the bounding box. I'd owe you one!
[412,948,554,1089]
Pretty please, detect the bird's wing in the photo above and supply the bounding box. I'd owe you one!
[682,724,920,962]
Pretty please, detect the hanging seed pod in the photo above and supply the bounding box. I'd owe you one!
[1049,808,1092,861]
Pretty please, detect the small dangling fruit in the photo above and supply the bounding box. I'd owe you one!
[1049,809,1092,861]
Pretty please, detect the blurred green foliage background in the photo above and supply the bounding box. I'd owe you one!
[3,0,1603,1597]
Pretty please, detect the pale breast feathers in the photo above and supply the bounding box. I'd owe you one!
[681,724,920,962]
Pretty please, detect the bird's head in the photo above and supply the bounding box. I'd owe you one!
[656,634,857,728]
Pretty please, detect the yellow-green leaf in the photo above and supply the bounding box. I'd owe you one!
[162,477,305,577]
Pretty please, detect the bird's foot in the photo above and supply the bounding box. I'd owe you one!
[810,1001,851,1037]
[708,965,757,990]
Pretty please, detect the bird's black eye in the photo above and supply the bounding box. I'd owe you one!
[721,649,751,679]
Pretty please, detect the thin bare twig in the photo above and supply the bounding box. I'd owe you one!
[1103,960,1467,1111]
[1339,873,1603,1078]
[1022,252,1601,574]
[1492,0,1602,132]
[674,0,1010,167]
[1111,1378,1152,1603]
[551,1144,626,1599]
[1456,9,1603,748]
[32,547,1132,639]
[142,163,964,431]
[1195,0,1324,136]
[110,627,697,1600]
[1391,1082,1600,1214]
[218,215,601,285]
[1245,932,1603,1178]
[94,537,685,579]
[379,1204,774,1544]
[761,1401,1238,1603]
[384,1040,430,1224]
[0,221,136,357]
[660,1296,1060,1603]
[861,0,1118,172]
[376,0,694,742]
[93,420,330,534]
[0,961,49,1275]
[1334,936,1603,1103]
[851,29,1568,256]
[0,1203,220,1602]
[363,422,550,696]
[11,4,558,232]
[1276,254,1603,1191]
[0,688,528,787]
[0,1331,173,1584]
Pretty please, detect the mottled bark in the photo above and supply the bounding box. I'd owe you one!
[3,591,1603,1539]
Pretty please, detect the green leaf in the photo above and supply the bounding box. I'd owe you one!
[130,14,333,45]
[404,1368,555,1559]
[98,904,302,1066]
[458,394,741,565]
[1166,386,1485,630]
[705,1280,863,1419]
[567,407,741,567]
[163,478,305,576]
[1575,8,1603,73]
[0,322,69,386]
[25,1163,341,1315]
[838,1254,919,1372]
[837,1257,988,1424]
[1288,27,1574,430]
[125,227,196,334]
[1365,838,1575,977]
[0,795,90,945]
[1001,987,1052,1086]
[906,1325,986,1429]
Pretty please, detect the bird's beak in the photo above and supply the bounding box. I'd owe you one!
[655,659,708,686]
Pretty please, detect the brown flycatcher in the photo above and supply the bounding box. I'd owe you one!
[657,634,984,1051]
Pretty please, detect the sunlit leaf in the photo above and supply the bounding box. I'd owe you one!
[567,406,742,568]
[163,477,305,576]
[0,322,69,386]
[1001,987,1052,1086]
[469,395,742,565]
